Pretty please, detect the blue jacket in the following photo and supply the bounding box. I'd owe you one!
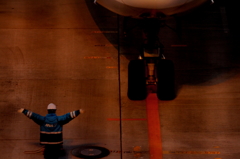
[22,109,80,145]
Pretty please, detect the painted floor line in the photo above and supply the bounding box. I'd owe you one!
[146,93,162,159]
[107,118,147,121]
[163,151,220,154]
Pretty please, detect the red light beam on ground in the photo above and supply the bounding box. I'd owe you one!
[146,93,162,159]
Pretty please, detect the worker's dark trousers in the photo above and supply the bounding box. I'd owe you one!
[44,144,62,159]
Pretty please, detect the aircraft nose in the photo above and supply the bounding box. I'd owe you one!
[122,0,188,9]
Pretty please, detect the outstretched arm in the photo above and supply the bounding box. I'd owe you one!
[17,108,45,125]
[58,109,84,125]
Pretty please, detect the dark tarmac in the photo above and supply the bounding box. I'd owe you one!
[0,0,240,159]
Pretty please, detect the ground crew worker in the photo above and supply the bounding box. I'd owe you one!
[18,103,84,159]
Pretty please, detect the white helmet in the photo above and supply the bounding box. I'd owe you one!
[47,103,57,110]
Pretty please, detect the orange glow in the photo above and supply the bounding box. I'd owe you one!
[146,93,162,159]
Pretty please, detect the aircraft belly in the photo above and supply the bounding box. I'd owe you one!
[122,0,189,9]
[157,0,210,16]
[96,0,209,18]
[96,0,146,17]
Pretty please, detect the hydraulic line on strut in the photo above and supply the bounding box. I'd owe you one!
[147,63,156,85]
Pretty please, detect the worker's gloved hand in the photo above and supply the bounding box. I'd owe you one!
[17,108,24,113]
[80,109,85,114]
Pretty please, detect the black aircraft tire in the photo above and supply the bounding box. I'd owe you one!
[157,59,176,100]
[127,60,147,100]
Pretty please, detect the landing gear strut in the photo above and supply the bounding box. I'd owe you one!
[127,19,176,100]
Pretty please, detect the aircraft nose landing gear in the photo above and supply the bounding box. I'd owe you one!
[157,58,175,100]
[127,42,176,100]
[127,18,176,100]
[127,59,147,100]
[127,47,176,100]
